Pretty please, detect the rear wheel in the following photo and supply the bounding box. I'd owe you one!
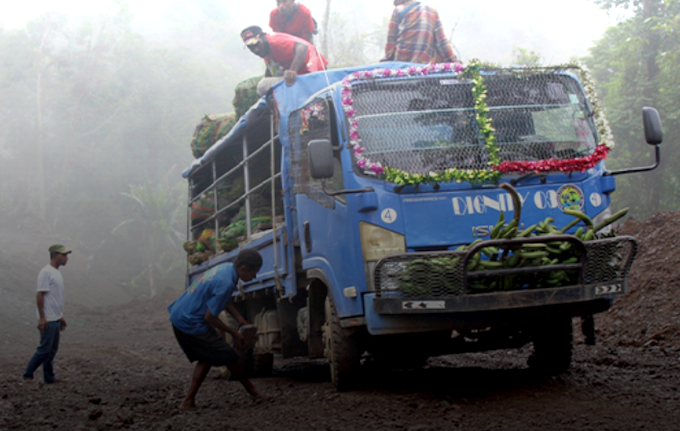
[244,351,274,377]
[322,295,362,391]
[528,316,573,374]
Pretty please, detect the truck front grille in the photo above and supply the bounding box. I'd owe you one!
[374,236,638,298]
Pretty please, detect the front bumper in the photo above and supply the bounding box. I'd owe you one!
[373,281,625,314]
[363,235,637,335]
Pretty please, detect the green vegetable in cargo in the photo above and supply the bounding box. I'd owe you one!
[397,182,630,296]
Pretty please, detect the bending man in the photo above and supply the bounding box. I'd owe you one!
[241,25,328,93]
[169,249,265,410]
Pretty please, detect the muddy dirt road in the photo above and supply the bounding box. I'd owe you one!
[1,214,680,430]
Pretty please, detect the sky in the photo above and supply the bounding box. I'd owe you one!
[0,0,626,64]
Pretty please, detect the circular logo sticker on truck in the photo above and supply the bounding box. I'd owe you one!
[557,185,585,211]
[590,193,603,208]
[381,208,398,224]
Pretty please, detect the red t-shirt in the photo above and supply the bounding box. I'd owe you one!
[265,33,328,75]
[269,3,315,42]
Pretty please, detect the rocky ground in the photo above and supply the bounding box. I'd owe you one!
[1,213,680,431]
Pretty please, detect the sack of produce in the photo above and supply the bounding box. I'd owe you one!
[197,229,217,253]
[190,194,215,224]
[190,113,237,158]
[232,76,263,119]
[218,216,273,252]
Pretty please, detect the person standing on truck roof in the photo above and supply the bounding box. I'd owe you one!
[22,244,72,385]
[169,249,265,409]
[241,25,328,93]
[381,0,459,64]
[269,0,317,44]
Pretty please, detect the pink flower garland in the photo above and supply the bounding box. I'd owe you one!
[341,63,465,176]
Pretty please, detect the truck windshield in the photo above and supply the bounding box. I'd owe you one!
[350,73,597,175]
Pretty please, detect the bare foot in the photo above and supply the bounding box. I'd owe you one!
[178,402,196,411]
[251,393,271,403]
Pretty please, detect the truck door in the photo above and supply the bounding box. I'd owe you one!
[288,97,365,317]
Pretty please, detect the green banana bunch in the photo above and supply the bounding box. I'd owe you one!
[398,182,630,296]
[465,203,629,292]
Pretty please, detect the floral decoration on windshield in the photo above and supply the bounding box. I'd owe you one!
[340,61,615,187]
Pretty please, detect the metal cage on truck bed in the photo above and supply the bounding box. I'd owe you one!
[182,98,291,297]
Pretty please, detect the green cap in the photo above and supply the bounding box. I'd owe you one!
[48,244,72,254]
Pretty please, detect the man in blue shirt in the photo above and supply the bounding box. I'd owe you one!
[169,249,264,410]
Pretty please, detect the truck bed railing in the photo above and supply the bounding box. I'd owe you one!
[186,108,281,250]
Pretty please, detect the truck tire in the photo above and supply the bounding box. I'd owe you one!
[528,316,573,374]
[244,350,274,377]
[323,295,362,391]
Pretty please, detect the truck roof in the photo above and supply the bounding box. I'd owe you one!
[182,62,584,179]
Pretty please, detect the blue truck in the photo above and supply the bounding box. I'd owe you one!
[182,62,663,390]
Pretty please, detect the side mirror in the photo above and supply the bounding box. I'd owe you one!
[643,107,663,145]
[308,139,334,179]
[604,106,663,176]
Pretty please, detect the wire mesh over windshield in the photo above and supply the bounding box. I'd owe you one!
[350,72,597,176]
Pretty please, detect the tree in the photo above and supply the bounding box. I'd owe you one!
[585,0,680,218]
[511,46,543,67]
[321,0,331,57]
[0,8,259,296]
[322,12,387,67]
[116,181,185,298]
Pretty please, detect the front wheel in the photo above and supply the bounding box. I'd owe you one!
[528,316,573,374]
[322,295,362,391]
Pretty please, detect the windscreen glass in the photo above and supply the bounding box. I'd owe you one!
[350,73,596,175]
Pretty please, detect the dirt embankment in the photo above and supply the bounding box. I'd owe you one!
[598,212,680,348]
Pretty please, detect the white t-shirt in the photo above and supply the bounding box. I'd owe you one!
[36,264,65,322]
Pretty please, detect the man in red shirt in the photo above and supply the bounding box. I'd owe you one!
[269,0,316,44]
[241,26,328,89]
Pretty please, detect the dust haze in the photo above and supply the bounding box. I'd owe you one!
[0,0,653,314]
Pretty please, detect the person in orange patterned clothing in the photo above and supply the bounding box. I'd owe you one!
[381,0,459,64]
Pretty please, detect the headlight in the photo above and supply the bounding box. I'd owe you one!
[360,222,406,262]
[591,206,613,235]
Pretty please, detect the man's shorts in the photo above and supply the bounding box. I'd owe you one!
[172,326,240,367]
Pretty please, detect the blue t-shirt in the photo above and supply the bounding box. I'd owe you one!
[168,263,239,335]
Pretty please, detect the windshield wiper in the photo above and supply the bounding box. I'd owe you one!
[510,173,547,186]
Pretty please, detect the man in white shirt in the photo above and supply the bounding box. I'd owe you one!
[22,244,71,384]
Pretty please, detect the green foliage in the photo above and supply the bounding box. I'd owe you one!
[323,12,386,67]
[585,0,680,218]
[511,46,543,67]
[117,182,185,296]
[0,8,263,296]
[595,0,643,10]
